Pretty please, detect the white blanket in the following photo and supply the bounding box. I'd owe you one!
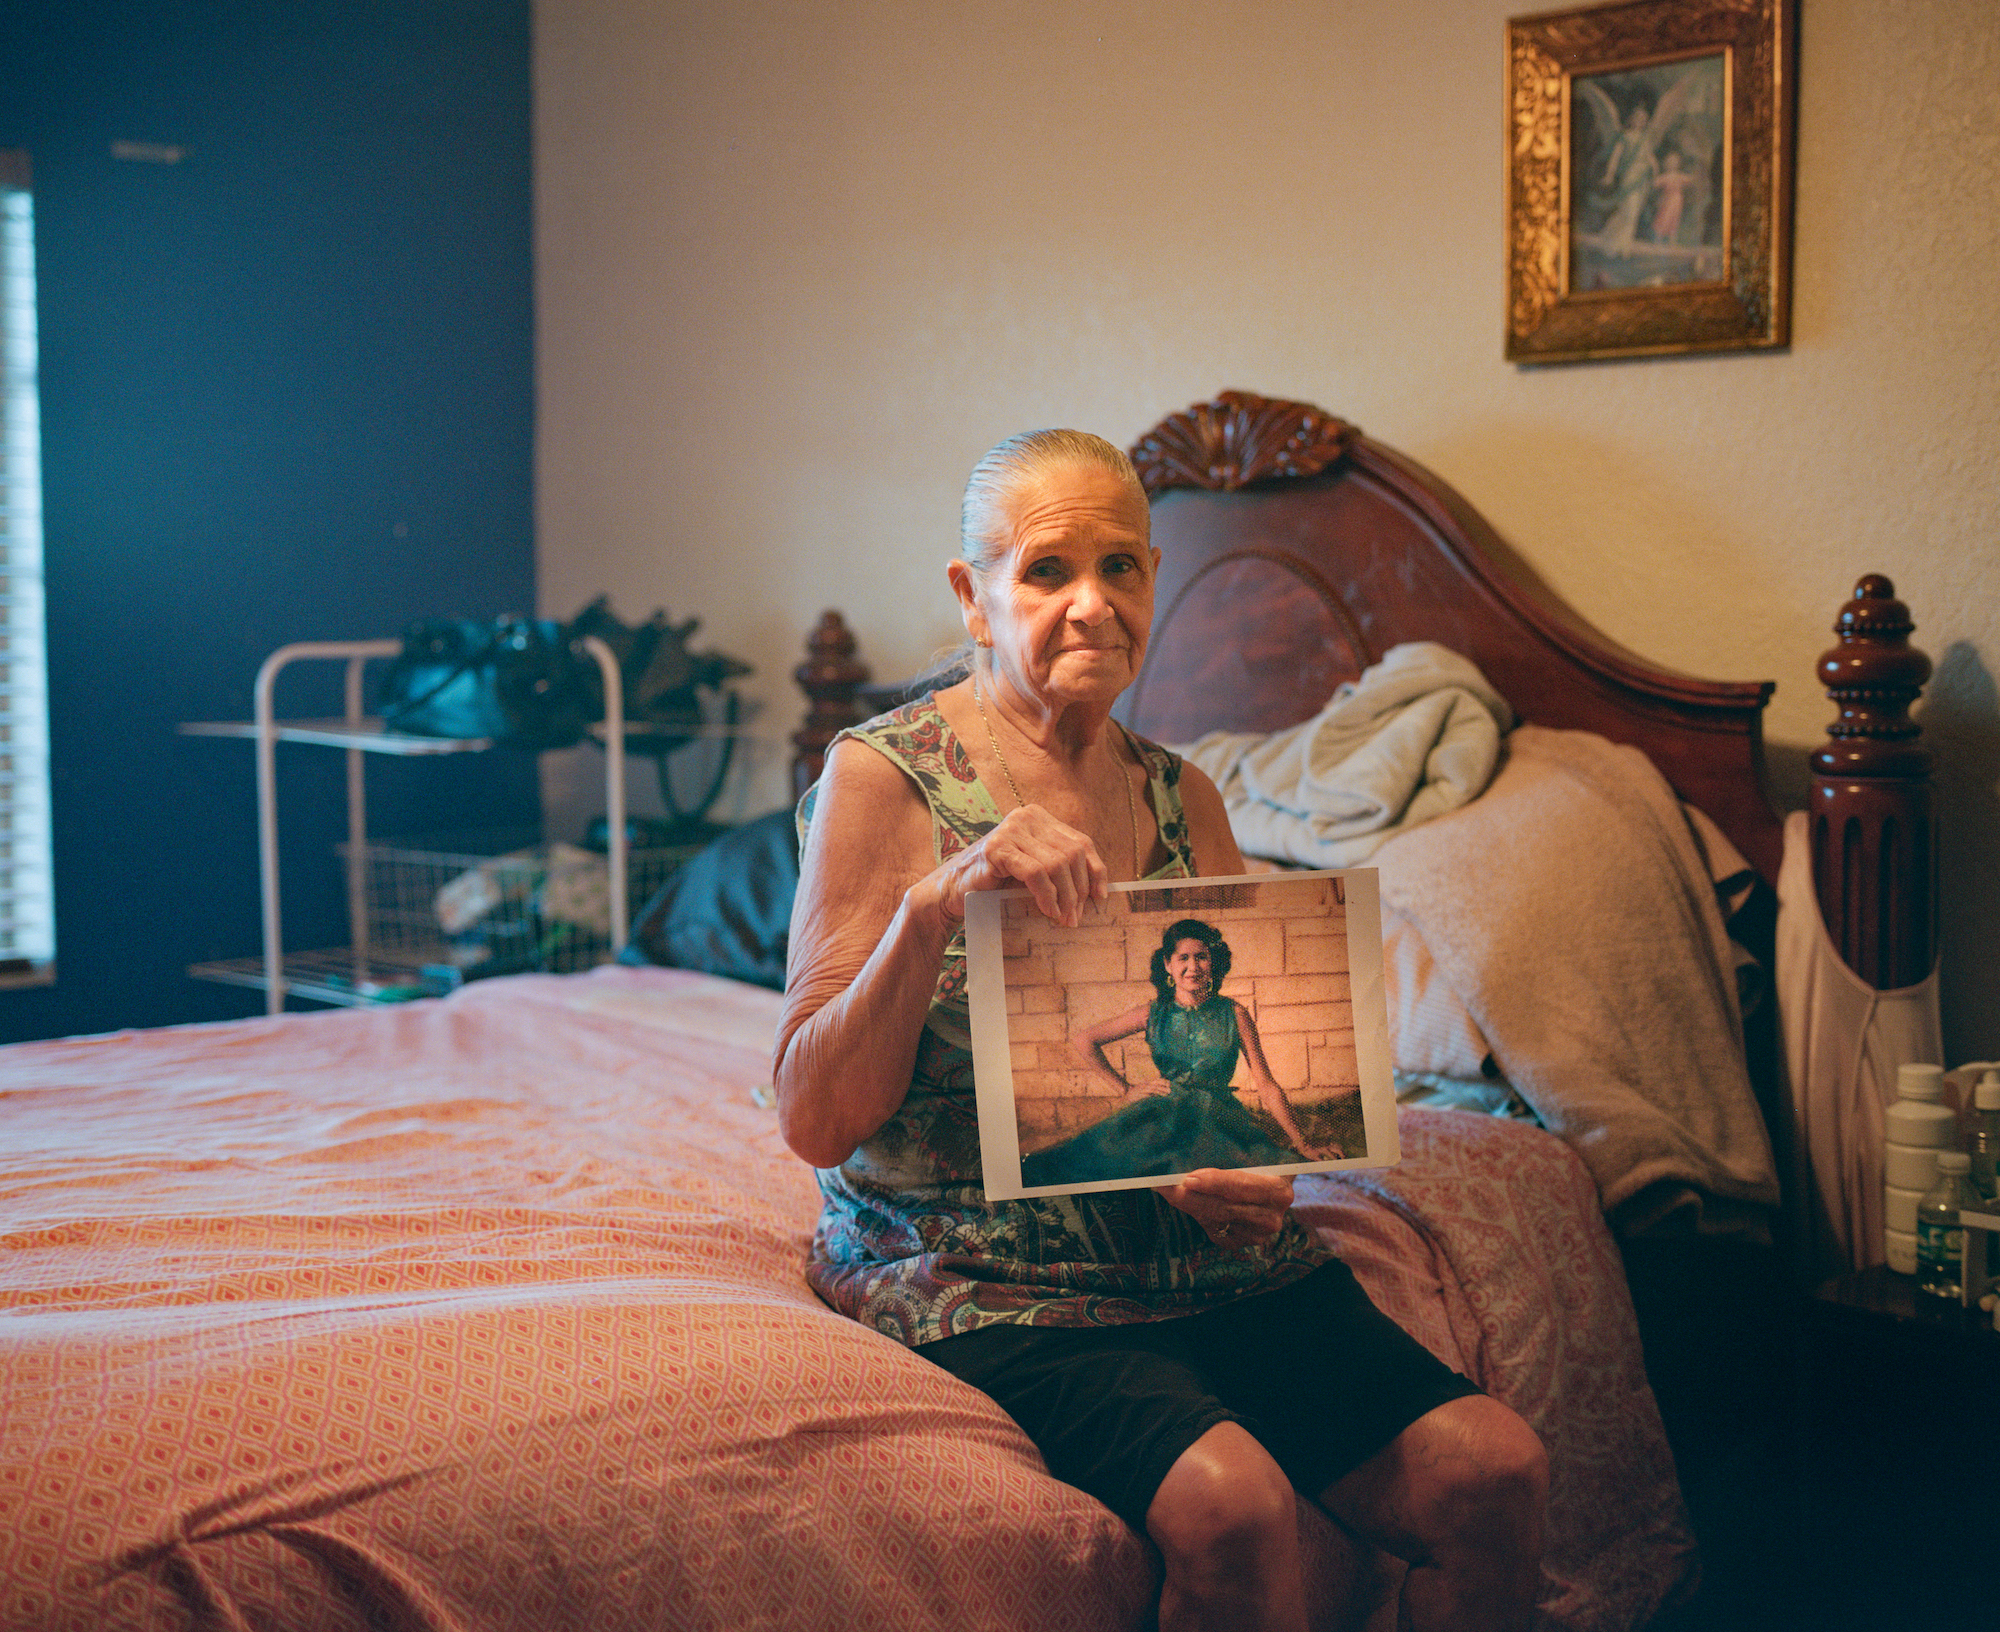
[1173,643,1514,867]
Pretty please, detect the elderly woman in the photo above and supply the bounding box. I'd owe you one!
[1021,917,1343,1187]
[774,430,1547,1632]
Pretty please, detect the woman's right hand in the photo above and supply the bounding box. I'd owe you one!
[926,804,1109,930]
[1125,1079,1174,1101]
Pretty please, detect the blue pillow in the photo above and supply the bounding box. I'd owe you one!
[618,810,799,989]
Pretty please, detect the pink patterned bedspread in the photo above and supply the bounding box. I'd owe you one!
[0,966,1691,1631]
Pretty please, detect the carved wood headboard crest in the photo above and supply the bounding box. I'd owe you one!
[1130,390,1360,497]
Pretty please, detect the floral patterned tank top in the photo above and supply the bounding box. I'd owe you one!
[797,695,1328,1347]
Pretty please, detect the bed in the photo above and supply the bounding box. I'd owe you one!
[0,392,1934,1631]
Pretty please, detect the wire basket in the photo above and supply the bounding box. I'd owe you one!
[337,829,700,979]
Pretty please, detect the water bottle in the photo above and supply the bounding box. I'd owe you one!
[1970,1069,2000,1203]
[1915,1151,1974,1301]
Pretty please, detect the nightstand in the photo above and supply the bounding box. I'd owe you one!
[1789,1265,2000,1628]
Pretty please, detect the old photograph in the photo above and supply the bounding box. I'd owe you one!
[965,870,1397,1199]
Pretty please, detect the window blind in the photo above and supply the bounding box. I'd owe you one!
[0,153,53,984]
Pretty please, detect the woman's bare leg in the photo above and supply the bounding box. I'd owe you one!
[1146,1422,1308,1632]
[1317,1395,1548,1632]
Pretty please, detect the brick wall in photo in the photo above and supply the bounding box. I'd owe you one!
[1001,876,1356,1155]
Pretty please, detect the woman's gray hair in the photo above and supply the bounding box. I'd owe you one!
[959,428,1147,576]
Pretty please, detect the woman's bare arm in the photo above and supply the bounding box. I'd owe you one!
[1235,1001,1339,1159]
[773,741,950,1167]
[1071,1002,1164,1099]
[774,737,1113,1168]
[1177,761,1248,876]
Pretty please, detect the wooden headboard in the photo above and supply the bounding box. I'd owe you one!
[788,389,1937,992]
[1119,392,1784,885]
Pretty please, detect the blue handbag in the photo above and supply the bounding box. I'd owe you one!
[375,617,593,750]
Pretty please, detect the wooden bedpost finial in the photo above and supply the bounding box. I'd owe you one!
[1812,574,1934,779]
[792,610,870,800]
[1809,573,1937,987]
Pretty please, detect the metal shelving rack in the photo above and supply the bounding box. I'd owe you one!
[180,636,630,1013]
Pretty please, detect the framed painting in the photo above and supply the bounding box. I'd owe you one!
[1506,0,1796,364]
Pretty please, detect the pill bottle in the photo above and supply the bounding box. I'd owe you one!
[1884,1063,1954,1273]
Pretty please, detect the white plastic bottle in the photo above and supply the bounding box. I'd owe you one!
[1884,1062,1955,1273]
[1915,1151,1975,1301]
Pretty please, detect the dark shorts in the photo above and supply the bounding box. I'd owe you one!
[915,1259,1481,1533]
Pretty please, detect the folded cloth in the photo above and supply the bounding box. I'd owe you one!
[1374,724,1781,1236]
[1173,642,1514,867]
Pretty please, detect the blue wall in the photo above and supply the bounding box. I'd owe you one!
[0,1,539,1041]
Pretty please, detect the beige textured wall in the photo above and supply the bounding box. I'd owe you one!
[534,0,2000,1058]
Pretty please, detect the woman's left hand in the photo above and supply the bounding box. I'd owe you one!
[1159,1168,1295,1250]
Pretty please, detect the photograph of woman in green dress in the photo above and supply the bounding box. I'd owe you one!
[1019,918,1345,1188]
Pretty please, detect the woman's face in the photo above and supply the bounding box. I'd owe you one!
[1165,937,1213,1004]
[956,463,1158,709]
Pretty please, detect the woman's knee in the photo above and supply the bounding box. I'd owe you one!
[1145,1421,1297,1579]
[1323,1395,1547,1565]
[1420,1397,1548,1546]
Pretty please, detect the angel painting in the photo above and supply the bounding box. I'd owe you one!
[1570,54,1726,292]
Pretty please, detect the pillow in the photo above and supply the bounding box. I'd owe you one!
[618,810,799,989]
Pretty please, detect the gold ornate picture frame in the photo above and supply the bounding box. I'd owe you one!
[1506,0,1796,364]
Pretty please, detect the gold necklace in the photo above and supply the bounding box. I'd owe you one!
[972,673,1143,878]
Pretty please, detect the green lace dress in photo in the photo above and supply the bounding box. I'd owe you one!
[797,695,1328,1347]
[1018,995,1299,1188]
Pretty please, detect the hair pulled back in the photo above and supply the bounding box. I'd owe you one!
[958,428,1146,577]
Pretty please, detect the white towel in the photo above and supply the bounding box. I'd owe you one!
[1173,642,1514,867]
